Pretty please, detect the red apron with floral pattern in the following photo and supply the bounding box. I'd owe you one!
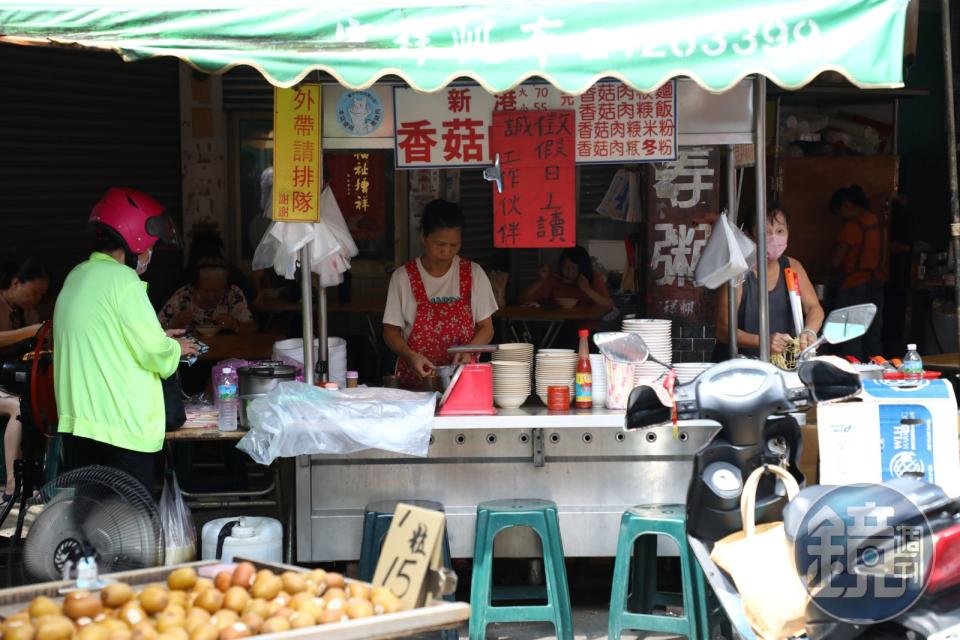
[395,258,475,388]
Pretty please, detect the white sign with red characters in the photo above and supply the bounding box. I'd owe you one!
[393,80,676,168]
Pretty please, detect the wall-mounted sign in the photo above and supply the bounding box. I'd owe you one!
[322,85,394,149]
[393,80,676,168]
[273,85,322,222]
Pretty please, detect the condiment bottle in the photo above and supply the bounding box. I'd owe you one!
[346,371,359,388]
[575,329,593,409]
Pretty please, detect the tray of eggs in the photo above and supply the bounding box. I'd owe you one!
[0,560,469,640]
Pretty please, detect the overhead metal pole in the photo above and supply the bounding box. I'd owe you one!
[726,145,739,356]
[754,75,770,361]
[300,245,315,385]
[942,0,960,354]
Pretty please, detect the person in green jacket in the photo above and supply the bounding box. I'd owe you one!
[54,188,197,493]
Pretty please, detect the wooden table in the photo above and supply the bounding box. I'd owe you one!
[494,304,611,348]
[199,333,285,362]
[925,352,959,372]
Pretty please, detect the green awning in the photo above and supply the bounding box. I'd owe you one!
[0,0,909,93]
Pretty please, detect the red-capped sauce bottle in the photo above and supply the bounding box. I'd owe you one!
[575,329,593,409]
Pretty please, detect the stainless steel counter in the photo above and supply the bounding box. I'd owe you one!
[295,405,720,562]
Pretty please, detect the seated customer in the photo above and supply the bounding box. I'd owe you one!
[185,224,257,305]
[519,246,614,308]
[159,258,256,334]
[0,259,49,503]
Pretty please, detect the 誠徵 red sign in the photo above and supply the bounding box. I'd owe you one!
[490,110,576,249]
[392,80,676,168]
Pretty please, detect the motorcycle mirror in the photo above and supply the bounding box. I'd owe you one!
[798,358,862,403]
[594,332,649,364]
[625,384,671,430]
[822,303,877,344]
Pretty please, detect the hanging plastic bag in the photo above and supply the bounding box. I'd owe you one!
[694,213,756,290]
[237,382,436,465]
[159,470,196,565]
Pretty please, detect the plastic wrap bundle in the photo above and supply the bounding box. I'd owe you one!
[237,382,437,465]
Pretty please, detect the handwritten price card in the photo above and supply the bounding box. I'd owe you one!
[490,110,576,248]
[372,503,446,609]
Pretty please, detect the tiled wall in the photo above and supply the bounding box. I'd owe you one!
[672,323,716,363]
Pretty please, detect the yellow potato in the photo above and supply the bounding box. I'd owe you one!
[101,585,134,609]
[117,604,147,628]
[295,599,324,620]
[279,573,307,596]
[29,598,62,620]
[324,573,345,589]
[167,568,198,592]
[345,583,369,601]
[138,587,169,616]
[187,625,217,640]
[317,609,344,625]
[35,615,76,640]
[192,591,223,616]
[191,580,214,595]
[64,593,102,622]
[221,588,249,614]
[249,577,282,602]
[258,618,289,635]
[239,600,268,621]
[208,612,237,634]
[344,599,373,620]
[237,616,260,636]
[371,593,402,615]
[77,623,108,640]
[4,619,36,640]
[217,623,250,640]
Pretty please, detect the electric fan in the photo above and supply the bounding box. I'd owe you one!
[23,465,163,582]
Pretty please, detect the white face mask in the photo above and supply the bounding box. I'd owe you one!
[136,249,153,275]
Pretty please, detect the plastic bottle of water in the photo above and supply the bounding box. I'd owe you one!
[900,344,924,381]
[217,367,239,431]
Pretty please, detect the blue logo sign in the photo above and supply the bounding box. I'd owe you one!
[336,90,384,136]
[794,483,934,623]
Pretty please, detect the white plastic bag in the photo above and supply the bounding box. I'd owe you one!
[237,382,437,465]
[159,471,196,565]
[694,213,756,289]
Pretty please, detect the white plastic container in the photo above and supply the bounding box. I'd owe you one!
[200,516,283,563]
[272,337,348,387]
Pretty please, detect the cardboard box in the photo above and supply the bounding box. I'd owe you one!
[799,423,819,485]
[817,379,960,496]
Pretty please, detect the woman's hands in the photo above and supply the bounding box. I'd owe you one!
[799,329,818,351]
[166,329,198,357]
[406,352,436,378]
[770,332,792,355]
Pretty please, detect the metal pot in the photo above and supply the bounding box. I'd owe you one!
[238,364,296,427]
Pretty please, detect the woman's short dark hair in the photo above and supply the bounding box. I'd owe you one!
[558,246,594,282]
[830,185,871,214]
[767,203,788,226]
[189,258,230,287]
[420,199,465,236]
[0,259,49,290]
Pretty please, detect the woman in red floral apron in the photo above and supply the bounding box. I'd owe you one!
[383,200,498,390]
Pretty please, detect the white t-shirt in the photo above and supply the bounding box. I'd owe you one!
[383,256,498,339]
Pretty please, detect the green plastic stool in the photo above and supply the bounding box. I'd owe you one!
[608,504,709,640]
[469,499,572,640]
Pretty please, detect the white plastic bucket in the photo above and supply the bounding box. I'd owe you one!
[201,516,283,563]
[272,337,348,387]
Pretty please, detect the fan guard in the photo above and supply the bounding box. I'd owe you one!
[23,465,163,581]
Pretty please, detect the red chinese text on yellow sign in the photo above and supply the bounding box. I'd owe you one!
[273,85,322,222]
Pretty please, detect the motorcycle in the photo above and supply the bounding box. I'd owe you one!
[615,304,960,639]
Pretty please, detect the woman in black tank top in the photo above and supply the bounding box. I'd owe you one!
[713,207,825,362]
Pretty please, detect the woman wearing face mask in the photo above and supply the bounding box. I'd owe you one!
[714,206,824,360]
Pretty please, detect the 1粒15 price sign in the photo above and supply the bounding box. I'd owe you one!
[371,503,447,610]
[273,85,322,222]
[490,110,576,248]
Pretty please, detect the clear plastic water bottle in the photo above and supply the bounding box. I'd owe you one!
[900,344,924,381]
[217,367,238,431]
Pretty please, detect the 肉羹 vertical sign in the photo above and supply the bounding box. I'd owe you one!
[372,503,446,609]
[490,110,576,248]
[273,85,322,222]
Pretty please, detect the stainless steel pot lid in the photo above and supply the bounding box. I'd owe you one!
[238,364,297,378]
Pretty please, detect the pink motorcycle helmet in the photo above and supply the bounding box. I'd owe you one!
[89,187,179,254]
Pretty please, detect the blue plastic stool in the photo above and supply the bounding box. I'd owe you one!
[608,504,710,640]
[469,499,573,640]
[358,499,456,640]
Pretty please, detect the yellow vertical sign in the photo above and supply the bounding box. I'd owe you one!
[273,85,322,222]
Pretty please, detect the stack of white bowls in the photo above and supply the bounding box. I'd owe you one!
[492,343,534,408]
[589,354,607,405]
[535,349,577,405]
[622,318,673,384]
[674,362,714,384]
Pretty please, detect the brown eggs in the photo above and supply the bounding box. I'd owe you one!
[64,593,103,622]
[230,565,256,590]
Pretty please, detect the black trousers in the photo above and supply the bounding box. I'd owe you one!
[63,434,157,497]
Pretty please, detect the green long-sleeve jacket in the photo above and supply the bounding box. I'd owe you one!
[54,252,181,453]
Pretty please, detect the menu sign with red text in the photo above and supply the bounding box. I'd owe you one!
[490,110,576,248]
[393,80,676,168]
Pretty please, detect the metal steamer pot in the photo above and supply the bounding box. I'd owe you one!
[237,364,296,428]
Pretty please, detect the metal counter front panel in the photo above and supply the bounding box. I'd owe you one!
[296,419,720,562]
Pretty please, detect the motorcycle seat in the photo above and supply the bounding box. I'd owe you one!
[783,478,949,543]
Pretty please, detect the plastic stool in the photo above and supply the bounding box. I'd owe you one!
[469,499,572,640]
[608,504,709,640]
